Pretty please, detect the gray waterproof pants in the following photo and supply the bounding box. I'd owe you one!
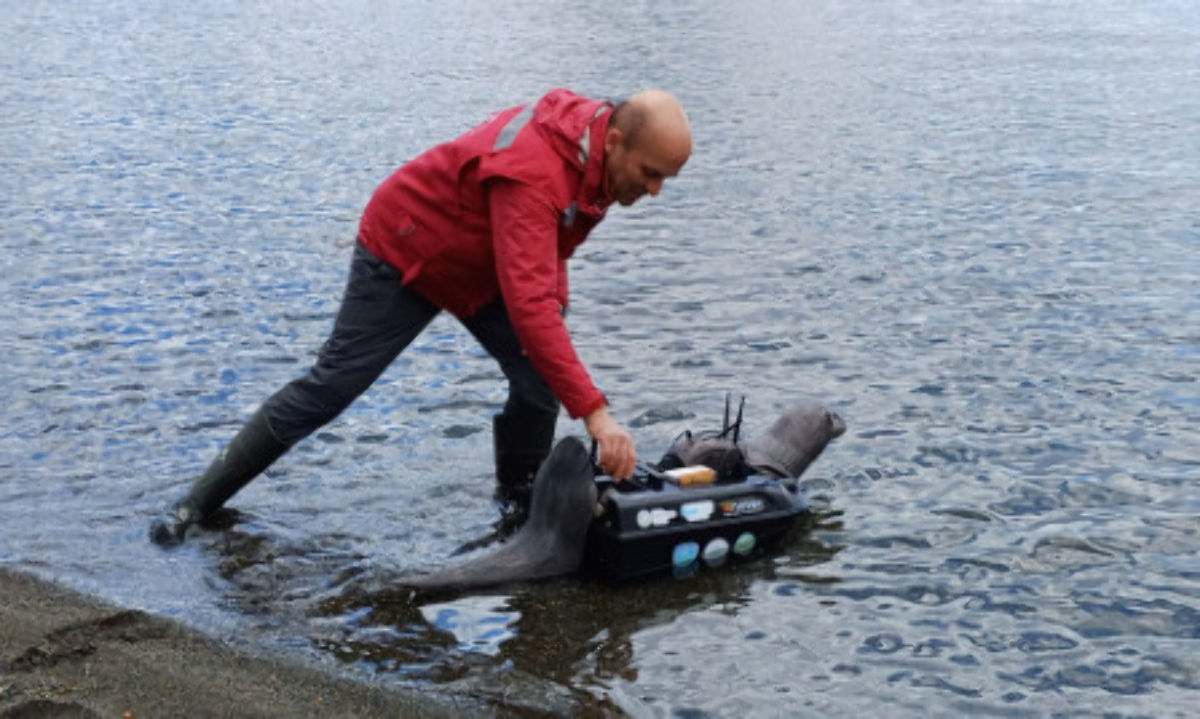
[261,242,559,445]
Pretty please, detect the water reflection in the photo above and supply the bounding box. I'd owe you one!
[200,510,838,713]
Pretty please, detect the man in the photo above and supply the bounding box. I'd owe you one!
[150,88,692,546]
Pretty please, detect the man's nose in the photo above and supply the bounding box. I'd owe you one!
[646,177,663,196]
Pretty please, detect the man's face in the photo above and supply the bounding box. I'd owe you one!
[604,126,689,207]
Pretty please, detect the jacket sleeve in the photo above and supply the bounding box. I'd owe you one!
[488,179,607,419]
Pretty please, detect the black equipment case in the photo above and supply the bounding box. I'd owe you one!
[584,472,809,583]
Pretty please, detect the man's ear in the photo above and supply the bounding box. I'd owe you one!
[604,125,623,153]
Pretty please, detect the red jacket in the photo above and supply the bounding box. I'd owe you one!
[357,89,614,419]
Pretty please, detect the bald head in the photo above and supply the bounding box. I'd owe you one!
[611,90,692,160]
[604,90,691,206]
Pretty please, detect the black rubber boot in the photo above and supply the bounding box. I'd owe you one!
[445,409,557,556]
[149,408,290,547]
[492,409,557,519]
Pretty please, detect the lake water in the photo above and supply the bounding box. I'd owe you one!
[2,0,1198,716]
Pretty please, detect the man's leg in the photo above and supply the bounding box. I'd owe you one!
[150,243,439,545]
[461,298,560,511]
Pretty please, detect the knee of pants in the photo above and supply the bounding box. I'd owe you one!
[503,381,559,419]
[261,373,364,445]
[499,354,559,415]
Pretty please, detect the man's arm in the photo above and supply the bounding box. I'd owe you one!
[489,180,636,479]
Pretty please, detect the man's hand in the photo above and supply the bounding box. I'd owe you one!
[584,407,636,480]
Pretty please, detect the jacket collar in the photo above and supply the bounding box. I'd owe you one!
[576,105,613,218]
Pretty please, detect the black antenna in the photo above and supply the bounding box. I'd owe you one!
[732,395,745,443]
[722,392,731,435]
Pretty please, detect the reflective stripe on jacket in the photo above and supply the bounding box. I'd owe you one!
[357,89,613,418]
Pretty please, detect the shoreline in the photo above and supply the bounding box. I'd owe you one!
[0,567,467,718]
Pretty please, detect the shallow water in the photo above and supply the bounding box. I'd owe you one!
[2,0,1198,716]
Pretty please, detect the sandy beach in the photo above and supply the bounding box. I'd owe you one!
[0,568,467,719]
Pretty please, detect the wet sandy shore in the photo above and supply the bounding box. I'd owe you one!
[0,568,467,718]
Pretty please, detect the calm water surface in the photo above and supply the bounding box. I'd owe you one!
[2,1,1198,716]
